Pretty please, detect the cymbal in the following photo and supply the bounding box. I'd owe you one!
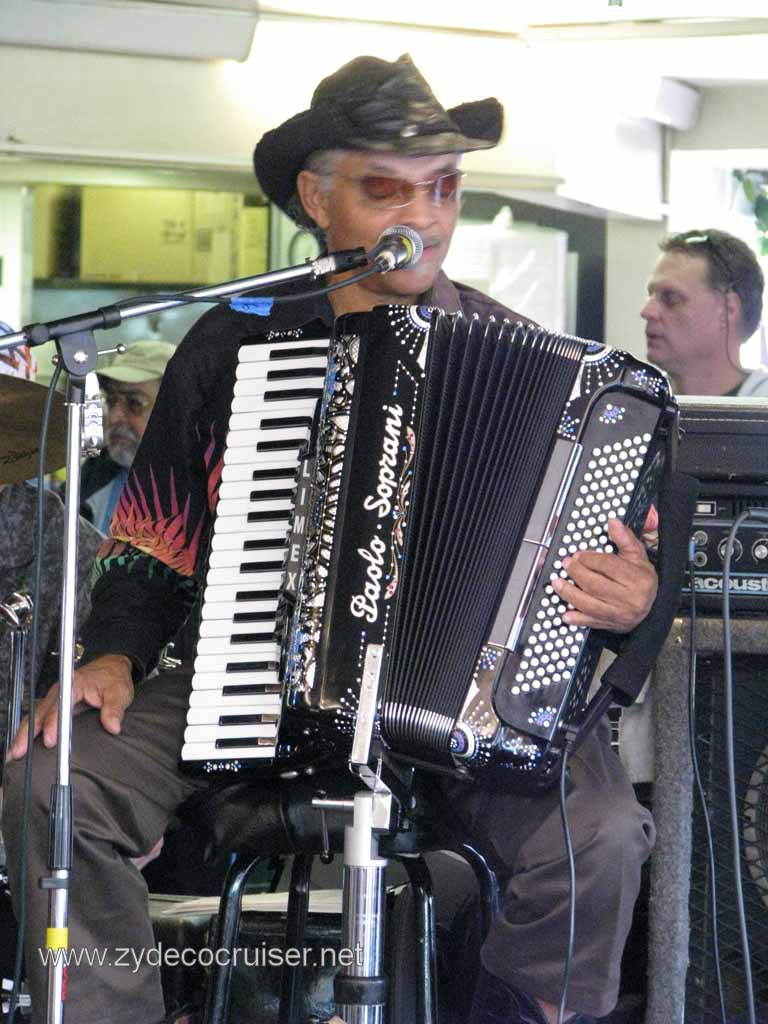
[0,375,69,484]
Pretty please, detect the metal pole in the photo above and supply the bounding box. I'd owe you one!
[335,791,388,1024]
[1,591,33,764]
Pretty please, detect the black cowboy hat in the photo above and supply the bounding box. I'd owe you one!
[253,53,503,215]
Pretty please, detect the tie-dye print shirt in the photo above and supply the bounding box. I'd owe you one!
[79,274,525,678]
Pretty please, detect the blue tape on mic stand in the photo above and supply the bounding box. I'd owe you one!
[230,297,275,316]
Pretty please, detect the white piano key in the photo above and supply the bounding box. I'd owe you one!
[184,723,278,744]
[189,669,281,691]
[181,741,276,762]
[233,381,324,403]
[199,585,280,606]
[223,441,305,462]
[209,512,285,535]
[220,462,299,485]
[229,396,319,418]
[218,478,294,501]
[198,618,277,639]
[238,338,330,363]
[194,652,279,675]
[225,425,311,451]
[208,546,286,570]
[189,690,281,710]
[195,634,279,656]
[187,701,280,723]
[233,377,324,399]
[211,496,293,518]
[210,530,288,552]
[236,356,328,381]
[206,566,286,587]
[201,601,279,622]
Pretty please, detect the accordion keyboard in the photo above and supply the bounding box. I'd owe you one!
[180,334,329,769]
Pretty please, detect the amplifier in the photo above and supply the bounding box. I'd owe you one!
[677,398,768,614]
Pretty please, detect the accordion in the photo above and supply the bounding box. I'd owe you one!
[181,304,675,786]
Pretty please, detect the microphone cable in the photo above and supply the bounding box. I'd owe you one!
[686,539,727,1024]
[3,360,62,1024]
[556,726,579,1024]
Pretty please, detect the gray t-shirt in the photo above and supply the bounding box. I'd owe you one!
[0,483,103,760]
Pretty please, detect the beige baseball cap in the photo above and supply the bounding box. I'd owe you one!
[98,339,176,384]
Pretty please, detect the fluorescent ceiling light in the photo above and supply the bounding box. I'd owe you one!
[0,0,259,60]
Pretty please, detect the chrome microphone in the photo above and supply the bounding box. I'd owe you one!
[368,225,424,272]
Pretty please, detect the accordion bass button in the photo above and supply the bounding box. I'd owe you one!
[450,722,477,760]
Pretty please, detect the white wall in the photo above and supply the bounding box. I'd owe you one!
[604,218,663,360]
[0,17,664,217]
[673,85,768,151]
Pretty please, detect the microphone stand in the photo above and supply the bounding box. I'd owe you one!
[0,247,367,1024]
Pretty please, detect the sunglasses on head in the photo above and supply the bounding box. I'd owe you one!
[679,233,735,291]
[336,170,465,209]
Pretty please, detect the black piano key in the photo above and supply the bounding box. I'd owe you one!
[260,416,313,430]
[233,610,275,623]
[256,437,308,452]
[247,509,291,523]
[235,589,280,601]
[243,536,287,550]
[230,632,275,644]
[222,682,282,694]
[266,366,326,381]
[218,713,279,725]
[239,560,285,573]
[215,737,274,749]
[252,466,298,480]
[224,662,279,674]
[271,346,328,361]
[248,489,295,502]
[265,388,323,402]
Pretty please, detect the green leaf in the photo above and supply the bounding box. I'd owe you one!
[754,193,768,228]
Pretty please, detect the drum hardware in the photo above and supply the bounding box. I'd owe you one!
[1,591,33,764]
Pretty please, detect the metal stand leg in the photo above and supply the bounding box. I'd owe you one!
[334,792,388,1024]
[398,857,438,1024]
[203,853,262,1024]
[279,853,313,1024]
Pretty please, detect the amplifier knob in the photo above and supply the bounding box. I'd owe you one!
[693,550,708,567]
[717,538,743,561]
[752,538,768,561]
[692,530,708,547]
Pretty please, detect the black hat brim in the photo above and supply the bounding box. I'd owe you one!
[254,96,503,214]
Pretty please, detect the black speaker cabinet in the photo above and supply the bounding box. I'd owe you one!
[647,616,768,1024]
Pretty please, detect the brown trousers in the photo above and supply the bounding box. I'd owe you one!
[3,669,654,1023]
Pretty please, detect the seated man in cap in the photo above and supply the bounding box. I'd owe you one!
[75,339,176,534]
[5,55,658,1024]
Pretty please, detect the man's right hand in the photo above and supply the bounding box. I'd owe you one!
[7,654,135,760]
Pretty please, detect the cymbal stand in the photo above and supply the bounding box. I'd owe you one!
[1,591,34,765]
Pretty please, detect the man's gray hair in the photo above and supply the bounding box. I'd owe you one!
[284,149,347,243]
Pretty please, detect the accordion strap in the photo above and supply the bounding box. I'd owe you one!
[599,413,699,707]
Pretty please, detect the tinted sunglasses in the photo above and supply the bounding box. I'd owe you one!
[101,390,153,416]
[336,170,465,209]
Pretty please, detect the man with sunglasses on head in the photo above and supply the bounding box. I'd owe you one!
[5,55,659,1024]
[642,228,768,397]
